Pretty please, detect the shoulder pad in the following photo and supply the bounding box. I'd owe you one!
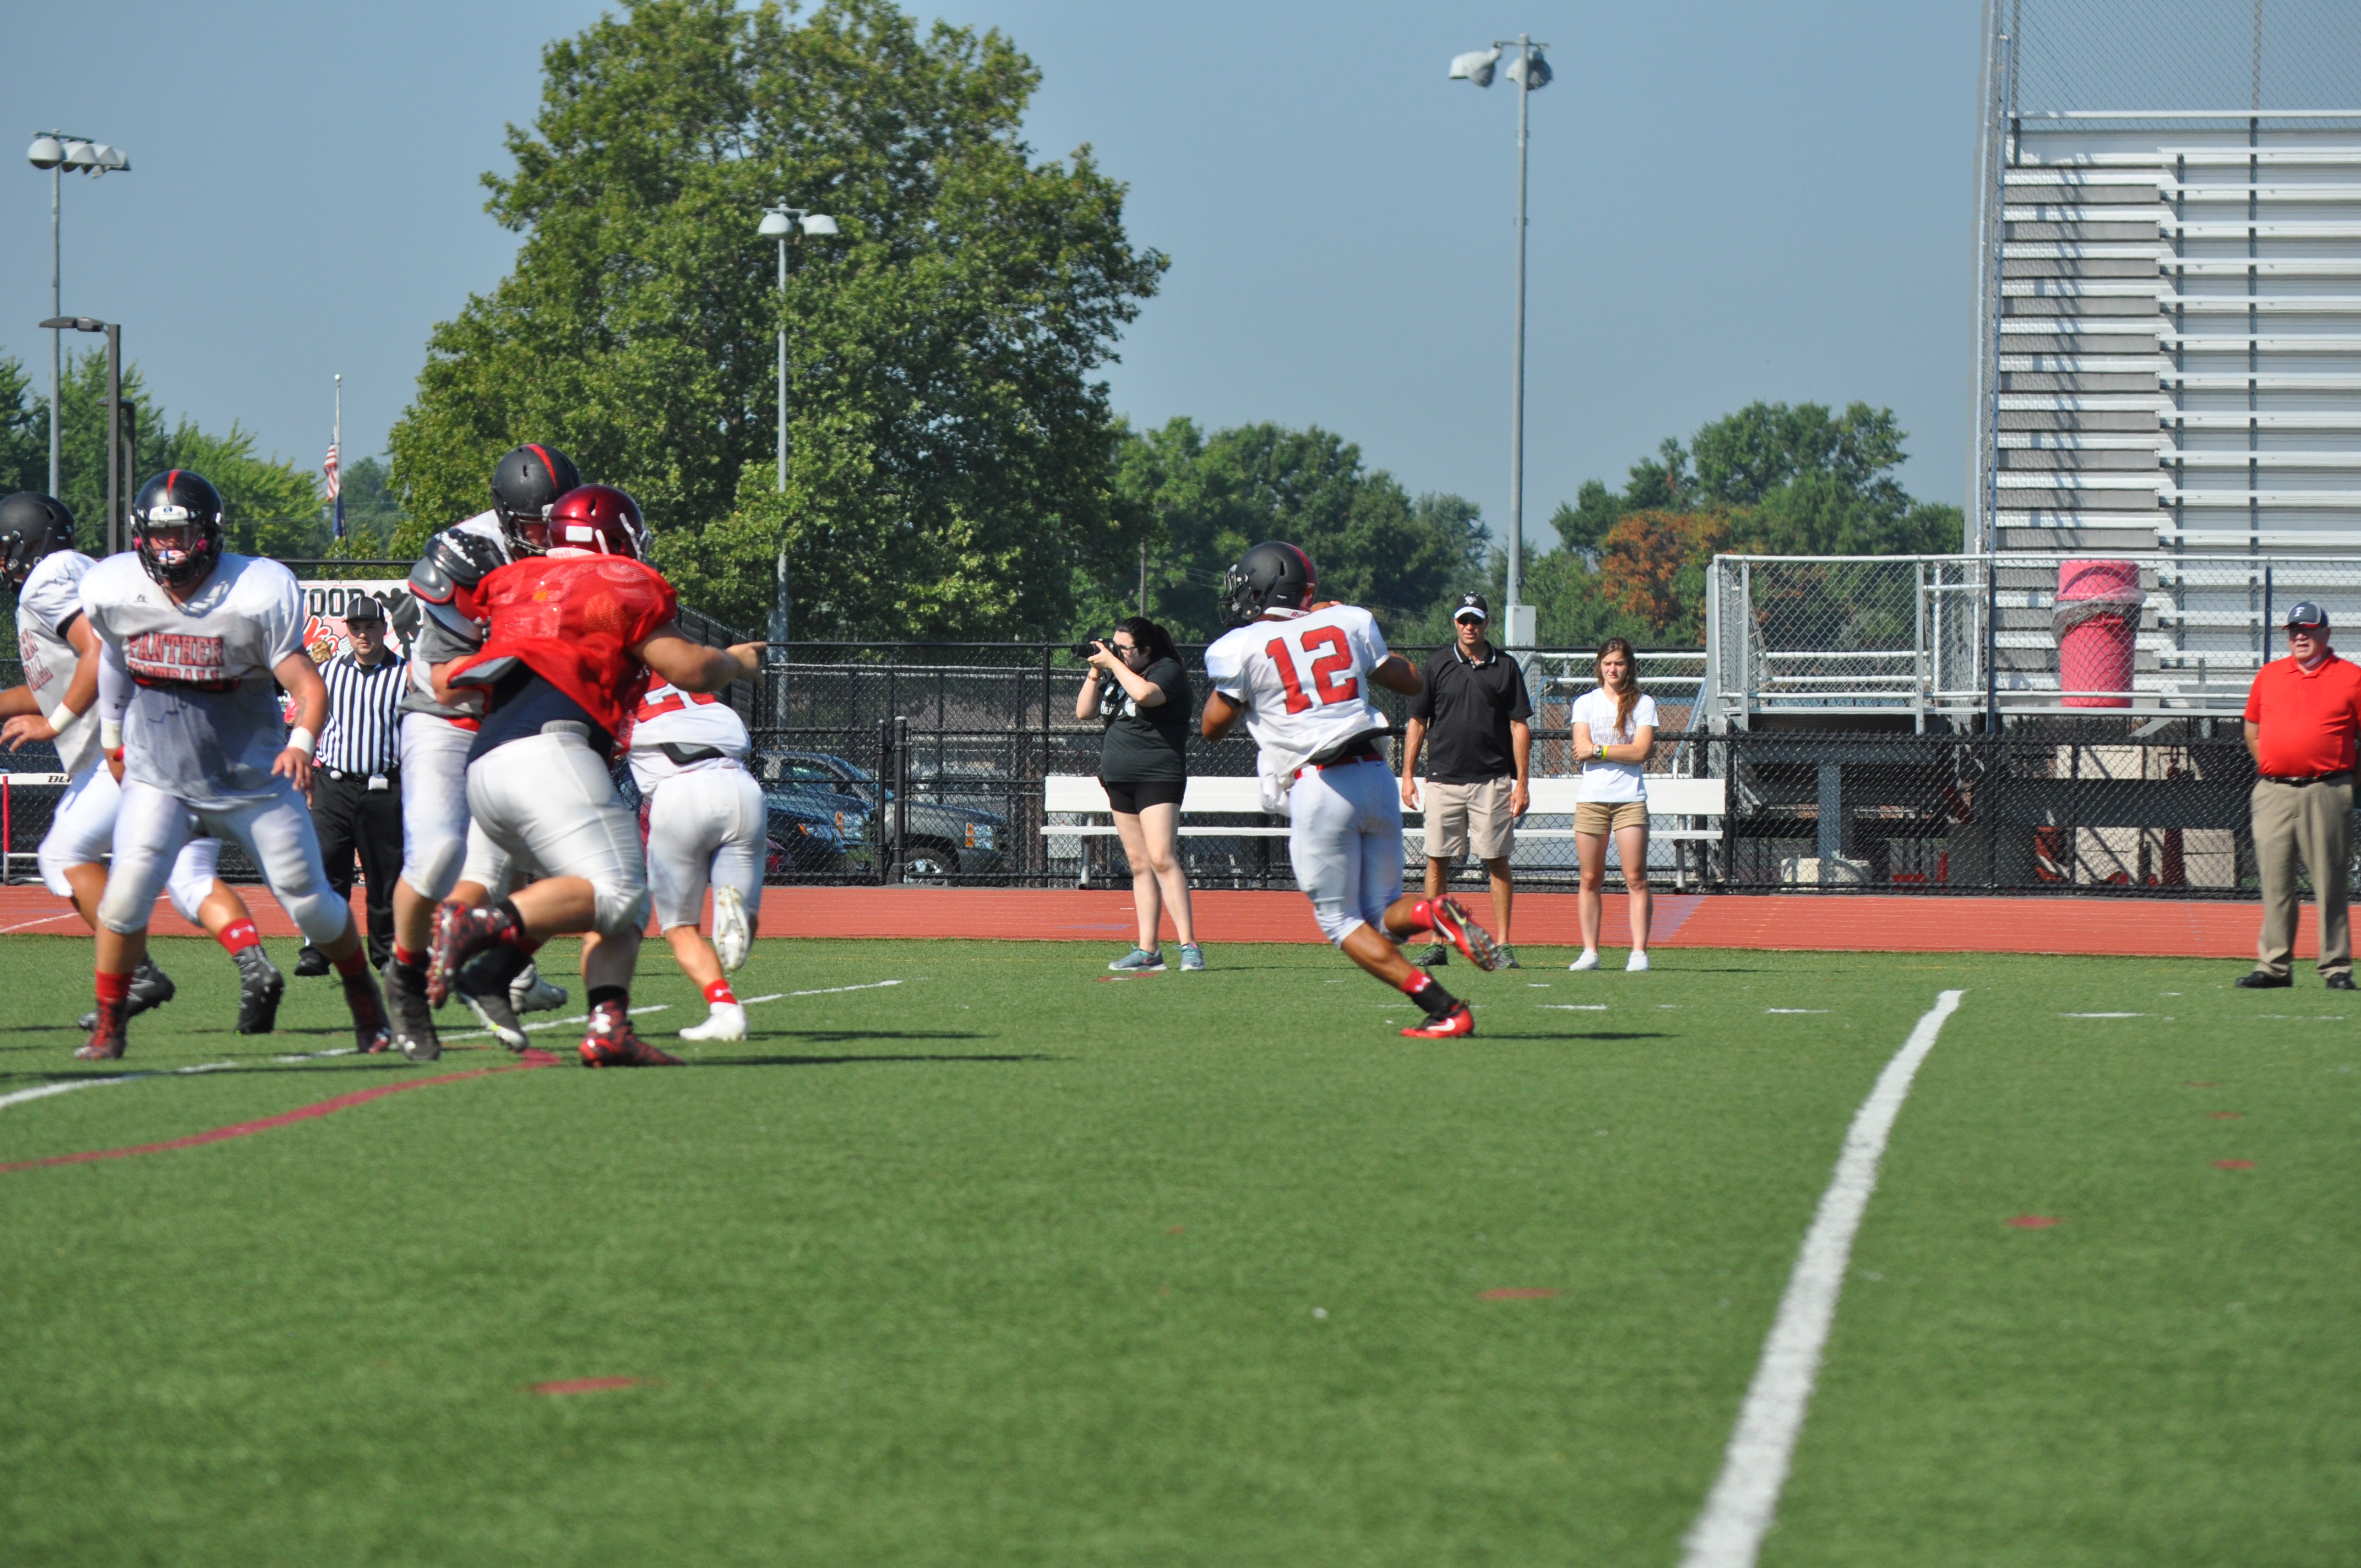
[419,528,507,595]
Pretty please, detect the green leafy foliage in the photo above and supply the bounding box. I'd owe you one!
[388,0,1165,641]
[1102,417,1487,645]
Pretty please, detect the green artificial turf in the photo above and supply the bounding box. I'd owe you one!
[0,936,2353,1566]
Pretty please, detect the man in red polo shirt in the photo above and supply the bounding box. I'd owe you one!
[2241,601,2361,989]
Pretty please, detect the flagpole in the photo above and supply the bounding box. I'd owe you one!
[331,374,344,542]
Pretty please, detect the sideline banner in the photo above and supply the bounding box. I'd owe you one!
[298,579,412,664]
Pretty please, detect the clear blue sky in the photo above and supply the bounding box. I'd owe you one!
[2,1,1982,539]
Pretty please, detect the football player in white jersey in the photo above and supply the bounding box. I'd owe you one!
[626,677,765,1041]
[1201,542,1502,1037]
[378,445,578,1060]
[75,470,391,1060]
[0,492,289,1035]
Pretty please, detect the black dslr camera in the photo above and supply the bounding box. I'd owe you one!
[1070,635,1114,662]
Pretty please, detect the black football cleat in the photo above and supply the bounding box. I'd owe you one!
[383,961,440,1062]
[233,947,286,1035]
[293,944,331,978]
[79,957,175,1032]
[455,967,531,1051]
[1414,943,1449,968]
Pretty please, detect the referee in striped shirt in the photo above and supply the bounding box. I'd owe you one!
[297,593,407,975]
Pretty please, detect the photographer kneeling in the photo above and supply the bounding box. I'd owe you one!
[1077,617,1203,972]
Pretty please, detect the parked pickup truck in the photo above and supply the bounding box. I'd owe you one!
[754,749,1007,880]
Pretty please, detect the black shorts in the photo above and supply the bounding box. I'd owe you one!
[1102,777,1186,814]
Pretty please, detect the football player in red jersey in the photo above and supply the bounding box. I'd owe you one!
[421,485,763,1066]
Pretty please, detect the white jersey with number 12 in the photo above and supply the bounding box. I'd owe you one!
[1204,603,1392,796]
[626,680,752,792]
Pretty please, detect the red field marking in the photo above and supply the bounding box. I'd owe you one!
[2215,1159,2257,1170]
[0,884,2310,958]
[2207,1111,2246,1119]
[2005,1216,2062,1229]
[529,1377,647,1396]
[0,1049,563,1174]
[1476,1287,1559,1299]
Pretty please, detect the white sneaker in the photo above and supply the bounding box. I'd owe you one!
[711,885,752,973]
[1625,950,1650,972]
[510,963,567,1015]
[1569,949,1600,972]
[678,1001,747,1042]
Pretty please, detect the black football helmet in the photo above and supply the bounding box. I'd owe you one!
[489,444,582,558]
[1221,541,1318,625]
[130,470,226,590]
[0,492,77,590]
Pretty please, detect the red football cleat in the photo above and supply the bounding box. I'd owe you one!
[425,900,519,1008]
[77,993,129,1060]
[342,966,395,1056]
[1401,1001,1476,1038]
[578,1003,682,1068]
[1422,897,1504,972]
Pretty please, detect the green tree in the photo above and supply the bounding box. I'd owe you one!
[0,355,44,496]
[389,0,1165,640]
[1105,417,1487,645]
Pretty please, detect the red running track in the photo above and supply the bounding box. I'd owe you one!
[0,884,2298,960]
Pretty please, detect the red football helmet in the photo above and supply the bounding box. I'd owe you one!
[544,484,649,560]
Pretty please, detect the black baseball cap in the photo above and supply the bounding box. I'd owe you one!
[1454,592,1489,623]
[2285,601,2329,631]
[342,593,386,623]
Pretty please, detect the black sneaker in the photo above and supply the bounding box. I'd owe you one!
[293,944,331,978]
[2235,971,2292,989]
[235,947,286,1035]
[383,961,441,1062]
[2328,972,2357,992]
[1415,944,1449,968]
[80,959,175,1032]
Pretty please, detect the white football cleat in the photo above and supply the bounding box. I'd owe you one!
[1568,949,1600,972]
[711,885,752,973]
[510,963,568,1015]
[1625,950,1650,972]
[678,1001,747,1042]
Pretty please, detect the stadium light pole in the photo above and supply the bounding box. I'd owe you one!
[40,316,121,552]
[26,133,129,500]
[756,206,839,717]
[1450,38,1549,647]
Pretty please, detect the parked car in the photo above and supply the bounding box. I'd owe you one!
[615,767,851,877]
[754,749,1008,880]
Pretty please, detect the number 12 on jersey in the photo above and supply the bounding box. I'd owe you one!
[1265,626,1359,714]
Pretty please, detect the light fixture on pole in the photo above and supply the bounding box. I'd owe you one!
[756,205,839,709]
[40,315,123,553]
[1449,37,1549,651]
[27,132,129,502]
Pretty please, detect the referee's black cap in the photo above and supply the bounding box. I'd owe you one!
[342,592,386,623]
[2285,600,2329,631]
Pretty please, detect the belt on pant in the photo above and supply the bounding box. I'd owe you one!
[317,766,398,783]
[2261,770,2352,786]
[1293,749,1384,782]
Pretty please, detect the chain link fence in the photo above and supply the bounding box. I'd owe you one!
[2008,0,2361,120]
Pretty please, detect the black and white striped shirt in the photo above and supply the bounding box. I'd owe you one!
[317,650,406,775]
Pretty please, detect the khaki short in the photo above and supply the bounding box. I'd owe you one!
[1425,776,1516,861]
[1574,799,1649,836]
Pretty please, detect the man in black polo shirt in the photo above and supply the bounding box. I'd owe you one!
[1400,592,1533,968]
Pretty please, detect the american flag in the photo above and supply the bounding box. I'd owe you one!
[323,442,345,540]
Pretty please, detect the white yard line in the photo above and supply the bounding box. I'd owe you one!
[2059,1011,2145,1019]
[1765,1009,1829,1015]
[1678,989,1966,1568]
[1539,1004,1609,1011]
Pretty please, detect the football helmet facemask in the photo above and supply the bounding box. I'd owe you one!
[0,492,77,590]
[130,470,226,590]
[489,444,582,558]
[1221,541,1317,626]
[545,484,649,560]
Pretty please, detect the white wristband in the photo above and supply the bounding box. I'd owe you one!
[52,696,85,726]
[101,720,123,752]
[287,726,317,758]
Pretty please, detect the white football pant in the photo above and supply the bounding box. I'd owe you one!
[39,763,220,923]
[464,729,649,939]
[1286,759,1403,945]
[645,766,766,931]
[399,711,511,901]
[97,776,353,946]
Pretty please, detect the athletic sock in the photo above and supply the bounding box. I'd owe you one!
[215,918,262,956]
[393,945,427,971]
[587,985,629,1012]
[703,978,737,1006]
[331,948,371,979]
[1397,969,1459,1021]
[95,969,133,1007]
[1399,898,1444,937]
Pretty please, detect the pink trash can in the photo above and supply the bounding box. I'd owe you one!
[2053,559,2143,709]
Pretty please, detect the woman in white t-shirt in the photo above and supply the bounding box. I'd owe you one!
[1568,638,1658,972]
